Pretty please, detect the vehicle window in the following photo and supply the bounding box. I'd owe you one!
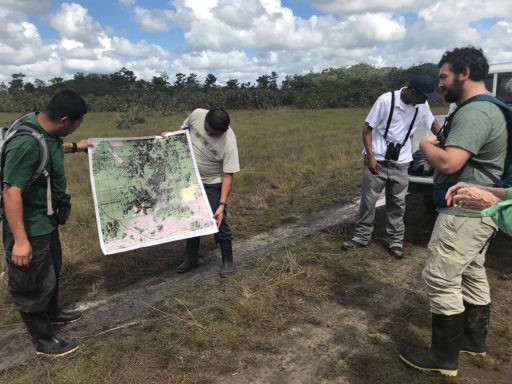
[496,73,512,103]
[484,75,494,93]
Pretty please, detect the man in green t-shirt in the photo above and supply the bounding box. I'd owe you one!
[399,47,508,377]
[2,90,90,357]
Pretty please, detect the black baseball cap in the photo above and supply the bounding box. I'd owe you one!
[408,75,440,102]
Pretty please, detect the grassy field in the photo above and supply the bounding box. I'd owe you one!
[2,108,373,296]
[1,107,511,383]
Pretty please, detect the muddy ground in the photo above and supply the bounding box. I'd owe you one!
[1,192,511,383]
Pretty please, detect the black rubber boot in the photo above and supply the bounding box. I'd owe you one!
[46,282,82,325]
[20,311,79,357]
[219,240,235,277]
[399,313,464,377]
[176,238,200,273]
[48,309,82,325]
[460,302,490,356]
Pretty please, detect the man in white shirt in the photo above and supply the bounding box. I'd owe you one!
[342,75,441,259]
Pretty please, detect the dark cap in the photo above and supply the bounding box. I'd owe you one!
[408,74,440,102]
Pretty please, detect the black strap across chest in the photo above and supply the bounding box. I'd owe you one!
[383,90,419,146]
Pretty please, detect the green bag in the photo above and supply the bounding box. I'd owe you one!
[482,199,512,236]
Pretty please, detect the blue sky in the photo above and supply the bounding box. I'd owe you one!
[1,0,512,86]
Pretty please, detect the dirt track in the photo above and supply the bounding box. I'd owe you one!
[0,198,367,372]
[1,195,511,383]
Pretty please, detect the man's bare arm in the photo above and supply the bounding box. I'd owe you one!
[420,136,472,174]
[3,186,32,266]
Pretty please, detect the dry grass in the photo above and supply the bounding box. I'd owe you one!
[2,239,336,383]
[2,107,370,310]
[1,107,510,384]
[4,224,509,383]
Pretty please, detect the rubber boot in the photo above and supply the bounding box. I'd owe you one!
[46,281,82,325]
[399,313,464,377]
[20,311,79,357]
[460,302,489,356]
[176,238,200,273]
[219,240,235,277]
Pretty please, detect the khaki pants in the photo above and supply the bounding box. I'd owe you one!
[422,213,497,315]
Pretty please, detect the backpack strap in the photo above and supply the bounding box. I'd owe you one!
[468,159,501,185]
[401,107,419,147]
[465,95,511,186]
[383,90,418,145]
[437,96,485,138]
[1,120,53,216]
[383,91,395,140]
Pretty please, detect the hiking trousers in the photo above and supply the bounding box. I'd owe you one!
[422,213,497,315]
[352,158,409,248]
[3,229,61,313]
[204,183,233,243]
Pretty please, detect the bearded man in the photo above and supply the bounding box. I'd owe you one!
[399,47,507,377]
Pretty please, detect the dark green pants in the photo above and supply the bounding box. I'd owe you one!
[3,229,61,313]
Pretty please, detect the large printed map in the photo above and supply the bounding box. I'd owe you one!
[88,131,217,255]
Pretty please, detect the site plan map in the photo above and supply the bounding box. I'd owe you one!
[88,131,217,255]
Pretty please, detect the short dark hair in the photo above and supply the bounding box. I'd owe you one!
[438,46,489,81]
[45,90,87,121]
[205,108,230,132]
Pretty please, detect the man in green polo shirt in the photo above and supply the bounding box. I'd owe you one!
[399,47,507,377]
[2,90,90,357]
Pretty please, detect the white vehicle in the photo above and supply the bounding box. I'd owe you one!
[408,62,512,189]
[485,62,512,103]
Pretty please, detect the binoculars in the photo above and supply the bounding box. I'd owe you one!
[55,193,71,225]
[384,142,402,161]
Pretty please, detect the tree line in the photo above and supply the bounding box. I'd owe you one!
[0,63,443,114]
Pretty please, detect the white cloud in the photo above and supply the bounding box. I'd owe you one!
[118,0,135,7]
[308,0,432,14]
[0,13,50,67]
[62,46,98,60]
[3,20,41,49]
[340,14,406,49]
[49,3,103,47]
[107,37,171,60]
[133,6,177,32]
[184,1,323,51]
[212,0,266,29]
[0,0,51,14]
[0,0,511,87]
[175,0,407,74]
[483,20,512,62]
[174,50,251,75]
[418,0,512,23]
